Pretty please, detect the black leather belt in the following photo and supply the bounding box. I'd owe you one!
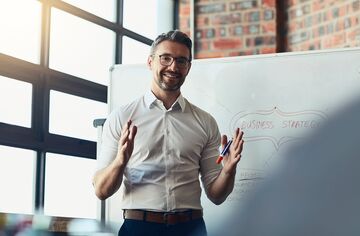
[123,209,203,225]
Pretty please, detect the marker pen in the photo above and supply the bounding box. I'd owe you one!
[216,139,233,164]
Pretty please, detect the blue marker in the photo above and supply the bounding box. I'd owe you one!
[216,139,233,164]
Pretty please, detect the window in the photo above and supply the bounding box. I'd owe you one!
[49,90,107,141]
[123,0,158,40]
[0,76,32,127]
[49,8,115,85]
[0,0,41,63]
[0,146,35,214]
[61,0,116,22]
[122,36,151,64]
[44,153,97,218]
[0,0,174,218]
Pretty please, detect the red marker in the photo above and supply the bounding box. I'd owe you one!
[216,139,233,164]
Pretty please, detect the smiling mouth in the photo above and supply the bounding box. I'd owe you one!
[163,72,181,79]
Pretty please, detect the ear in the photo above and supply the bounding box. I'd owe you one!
[147,56,153,70]
[185,62,192,76]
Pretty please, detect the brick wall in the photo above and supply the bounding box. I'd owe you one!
[178,0,360,59]
[179,0,276,59]
[287,0,360,51]
[179,0,192,38]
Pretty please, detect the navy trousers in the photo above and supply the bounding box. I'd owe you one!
[118,218,207,236]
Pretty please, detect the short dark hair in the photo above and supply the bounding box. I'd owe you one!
[150,30,192,61]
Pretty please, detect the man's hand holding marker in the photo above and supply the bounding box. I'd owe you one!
[216,128,244,167]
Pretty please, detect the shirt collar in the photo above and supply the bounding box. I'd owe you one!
[144,90,186,112]
[144,90,157,108]
[176,94,186,112]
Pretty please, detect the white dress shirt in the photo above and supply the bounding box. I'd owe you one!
[98,91,222,212]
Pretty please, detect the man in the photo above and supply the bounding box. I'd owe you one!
[93,30,244,236]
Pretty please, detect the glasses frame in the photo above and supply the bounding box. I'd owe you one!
[155,54,191,69]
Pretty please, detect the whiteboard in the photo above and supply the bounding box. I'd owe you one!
[105,48,360,234]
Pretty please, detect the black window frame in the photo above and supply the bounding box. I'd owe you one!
[0,0,178,214]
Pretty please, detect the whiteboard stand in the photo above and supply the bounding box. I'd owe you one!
[93,118,107,226]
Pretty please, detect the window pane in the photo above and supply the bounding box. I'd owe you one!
[0,0,41,63]
[44,153,97,219]
[123,0,158,39]
[0,76,32,127]
[0,146,35,214]
[49,90,107,141]
[49,8,115,85]
[62,0,116,22]
[122,37,150,64]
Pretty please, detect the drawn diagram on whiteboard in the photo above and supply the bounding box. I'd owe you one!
[230,107,327,149]
[225,107,328,201]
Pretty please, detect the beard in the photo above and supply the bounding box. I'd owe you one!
[156,71,185,91]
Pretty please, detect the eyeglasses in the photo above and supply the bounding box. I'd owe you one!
[156,54,190,69]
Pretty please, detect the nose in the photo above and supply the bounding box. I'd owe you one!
[168,60,180,71]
